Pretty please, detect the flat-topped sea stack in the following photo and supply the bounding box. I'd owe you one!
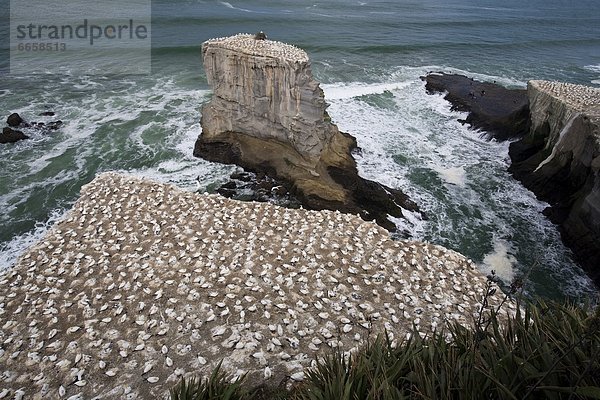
[194,34,420,231]
[509,81,600,285]
[0,173,510,399]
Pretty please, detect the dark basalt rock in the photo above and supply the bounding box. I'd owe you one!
[213,170,301,208]
[1,127,29,144]
[194,138,422,235]
[422,73,530,141]
[7,113,23,127]
[2,113,63,145]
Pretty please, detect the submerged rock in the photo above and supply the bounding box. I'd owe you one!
[423,73,529,141]
[509,80,600,286]
[195,34,421,231]
[0,127,29,143]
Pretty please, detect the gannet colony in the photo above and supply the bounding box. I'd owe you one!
[0,173,510,399]
[530,80,600,112]
[203,34,309,63]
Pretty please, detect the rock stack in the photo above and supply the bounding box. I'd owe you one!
[195,34,421,231]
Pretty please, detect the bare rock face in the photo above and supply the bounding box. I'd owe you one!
[195,34,421,231]
[509,80,600,286]
[200,34,331,158]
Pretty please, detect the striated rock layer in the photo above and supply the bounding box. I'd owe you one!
[194,34,420,231]
[509,81,600,285]
[0,173,510,399]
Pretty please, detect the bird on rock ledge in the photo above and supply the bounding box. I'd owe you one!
[254,31,267,40]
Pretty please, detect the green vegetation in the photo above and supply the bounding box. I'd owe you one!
[170,287,600,400]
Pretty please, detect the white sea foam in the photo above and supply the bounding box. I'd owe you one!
[322,81,411,100]
[583,65,599,86]
[0,208,68,273]
[433,166,467,187]
[219,1,258,13]
[323,65,596,297]
[481,240,516,283]
[584,64,600,73]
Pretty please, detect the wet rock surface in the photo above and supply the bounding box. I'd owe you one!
[1,112,63,144]
[213,170,302,209]
[1,127,29,144]
[423,73,529,141]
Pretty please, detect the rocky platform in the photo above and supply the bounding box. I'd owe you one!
[0,173,510,399]
[423,73,529,141]
[195,34,421,232]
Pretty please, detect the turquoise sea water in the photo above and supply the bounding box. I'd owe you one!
[0,0,599,300]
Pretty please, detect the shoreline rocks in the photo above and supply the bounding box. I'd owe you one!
[1,112,63,144]
[422,73,529,141]
[0,172,509,399]
[1,126,29,144]
[7,113,23,127]
[424,73,600,287]
[195,34,422,232]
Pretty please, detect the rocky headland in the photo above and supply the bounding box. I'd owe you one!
[424,73,600,287]
[423,73,530,141]
[194,34,421,232]
[0,173,509,399]
[509,81,600,285]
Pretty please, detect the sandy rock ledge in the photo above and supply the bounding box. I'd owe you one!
[0,173,510,399]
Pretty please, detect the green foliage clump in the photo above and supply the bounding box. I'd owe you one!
[294,300,600,400]
[170,300,600,400]
[169,362,247,400]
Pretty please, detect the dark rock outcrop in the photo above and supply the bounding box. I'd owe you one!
[195,34,421,232]
[6,113,23,127]
[1,112,63,145]
[0,127,29,143]
[422,73,529,141]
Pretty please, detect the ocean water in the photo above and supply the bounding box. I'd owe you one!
[0,0,599,300]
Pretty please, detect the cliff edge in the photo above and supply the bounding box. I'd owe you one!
[194,34,420,231]
[509,80,600,285]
